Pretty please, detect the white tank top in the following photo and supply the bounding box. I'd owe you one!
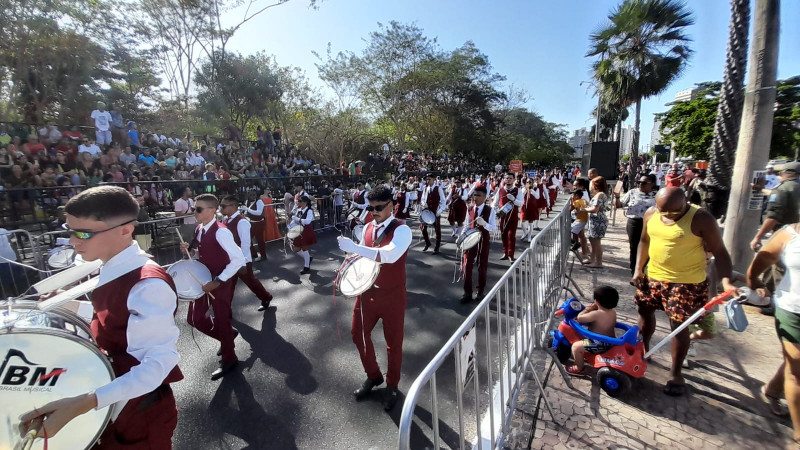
[776,225,800,314]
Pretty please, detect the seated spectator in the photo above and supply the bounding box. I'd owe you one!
[23,135,48,163]
[108,164,125,182]
[190,165,204,180]
[138,148,157,166]
[62,126,82,142]
[203,163,217,180]
[38,122,62,146]
[39,165,58,187]
[164,149,178,168]
[78,138,102,157]
[54,151,77,179]
[175,164,189,180]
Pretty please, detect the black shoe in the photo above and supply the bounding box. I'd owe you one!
[570,242,581,251]
[310,256,314,263]
[257,297,272,311]
[476,292,485,302]
[382,387,399,411]
[460,293,473,304]
[432,249,440,255]
[534,227,542,231]
[217,329,239,356]
[422,245,430,252]
[509,257,515,262]
[300,267,311,275]
[259,256,267,262]
[499,255,509,261]
[211,359,238,381]
[354,374,384,400]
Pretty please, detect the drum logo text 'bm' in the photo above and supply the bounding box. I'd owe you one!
[0,349,66,387]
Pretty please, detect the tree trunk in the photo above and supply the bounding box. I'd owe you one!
[629,98,641,188]
[723,0,779,272]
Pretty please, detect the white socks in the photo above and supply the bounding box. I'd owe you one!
[299,250,310,268]
[521,222,529,237]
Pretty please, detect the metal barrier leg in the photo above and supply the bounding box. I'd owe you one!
[525,358,560,424]
[543,348,577,392]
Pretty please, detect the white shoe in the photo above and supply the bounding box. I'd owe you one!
[687,342,697,357]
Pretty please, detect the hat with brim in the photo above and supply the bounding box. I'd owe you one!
[778,161,800,173]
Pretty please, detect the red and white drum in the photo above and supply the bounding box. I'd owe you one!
[1,301,114,450]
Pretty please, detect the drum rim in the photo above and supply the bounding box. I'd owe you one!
[167,260,212,300]
[460,230,482,250]
[0,325,115,449]
[47,246,76,269]
[421,210,436,224]
[2,301,94,339]
[335,255,381,297]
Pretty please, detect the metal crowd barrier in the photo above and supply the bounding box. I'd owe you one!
[398,199,573,450]
[0,229,50,299]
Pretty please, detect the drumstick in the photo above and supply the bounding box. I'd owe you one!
[174,228,191,260]
[187,270,216,300]
[15,417,43,450]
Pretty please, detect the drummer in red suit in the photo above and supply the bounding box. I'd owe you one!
[534,175,550,225]
[544,170,558,215]
[291,195,316,274]
[336,185,412,411]
[181,193,245,381]
[20,186,183,447]
[459,185,497,303]
[447,178,468,239]
[242,190,268,261]
[349,182,371,230]
[493,172,524,261]
[519,177,542,242]
[220,195,273,311]
[421,174,446,254]
[393,182,411,220]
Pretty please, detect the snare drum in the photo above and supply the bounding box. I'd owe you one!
[166,259,212,300]
[496,202,514,219]
[0,301,114,450]
[335,255,381,297]
[47,246,76,269]
[286,224,304,239]
[457,228,482,251]
[420,209,436,226]
[352,224,365,244]
[346,208,361,223]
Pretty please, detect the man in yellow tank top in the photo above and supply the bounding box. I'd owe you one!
[632,187,736,396]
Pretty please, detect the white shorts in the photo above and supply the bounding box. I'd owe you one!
[571,220,586,234]
[95,130,112,145]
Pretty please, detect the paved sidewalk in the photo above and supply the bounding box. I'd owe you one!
[506,208,796,450]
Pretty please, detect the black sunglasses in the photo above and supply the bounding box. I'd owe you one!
[62,219,136,240]
[638,180,650,185]
[366,201,392,212]
[194,206,210,213]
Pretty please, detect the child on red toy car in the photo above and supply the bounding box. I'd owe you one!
[568,286,619,375]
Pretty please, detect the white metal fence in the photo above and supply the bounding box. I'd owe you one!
[398,199,575,450]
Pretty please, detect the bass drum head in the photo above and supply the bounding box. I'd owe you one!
[167,260,212,300]
[287,224,304,239]
[337,256,380,297]
[420,210,436,225]
[460,230,482,251]
[0,331,114,450]
[352,224,365,244]
[47,246,76,269]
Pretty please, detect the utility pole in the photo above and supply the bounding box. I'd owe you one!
[723,0,780,272]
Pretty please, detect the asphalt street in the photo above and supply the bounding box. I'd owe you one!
[172,200,566,450]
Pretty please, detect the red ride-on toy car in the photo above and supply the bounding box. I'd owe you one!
[547,298,647,397]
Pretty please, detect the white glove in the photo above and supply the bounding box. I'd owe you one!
[506,194,515,201]
[338,236,357,254]
[403,208,408,213]
[476,217,487,227]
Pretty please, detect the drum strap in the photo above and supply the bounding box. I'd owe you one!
[371,219,399,247]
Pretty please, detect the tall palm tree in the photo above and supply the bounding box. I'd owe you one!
[701,0,749,219]
[588,0,694,183]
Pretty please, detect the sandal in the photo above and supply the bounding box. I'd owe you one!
[581,259,592,265]
[566,365,588,376]
[761,386,790,416]
[663,380,687,397]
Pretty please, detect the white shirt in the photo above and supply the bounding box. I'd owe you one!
[225,212,252,263]
[244,199,265,216]
[358,215,412,264]
[90,243,180,410]
[492,184,524,209]
[294,207,314,226]
[462,203,498,233]
[91,110,112,131]
[196,220,245,282]
[174,198,196,224]
[79,143,102,156]
[333,188,344,207]
[421,184,447,215]
[119,152,137,165]
[776,226,800,314]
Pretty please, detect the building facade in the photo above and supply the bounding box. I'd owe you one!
[568,127,591,158]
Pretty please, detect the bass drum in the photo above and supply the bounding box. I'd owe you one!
[334,255,381,297]
[167,259,212,300]
[0,301,114,450]
[457,228,482,251]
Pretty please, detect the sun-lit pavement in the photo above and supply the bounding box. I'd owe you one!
[506,208,795,450]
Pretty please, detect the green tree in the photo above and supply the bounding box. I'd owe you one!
[771,76,800,159]
[659,82,720,160]
[195,52,283,133]
[588,0,694,183]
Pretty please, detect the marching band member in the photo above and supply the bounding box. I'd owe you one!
[336,185,412,411]
[394,182,411,220]
[460,185,497,303]
[536,175,551,224]
[416,177,426,214]
[292,196,316,274]
[181,193,245,381]
[493,172,524,261]
[447,179,468,238]
[421,174,446,254]
[349,182,370,230]
[21,186,183,446]
[291,182,307,214]
[242,190,268,261]
[519,178,541,242]
[220,196,274,311]
[545,170,558,215]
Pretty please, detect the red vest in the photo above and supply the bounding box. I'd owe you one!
[498,186,519,208]
[468,204,493,241]
[426,185,441,211]
[225,214,245,247]
[364,220,408,291]
[354,189,367,205]
[194,221,231,278]
[91,265,183,384]
[450,187,465,205]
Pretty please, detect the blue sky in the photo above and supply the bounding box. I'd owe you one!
[226,0,800,151]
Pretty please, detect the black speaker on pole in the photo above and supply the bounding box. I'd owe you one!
[581,142,620,180]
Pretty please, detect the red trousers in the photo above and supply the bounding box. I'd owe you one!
[351,287,407,388]
[421,220,441,250]
[250,221,266,258]
[186,280,237,363]
[93,385,177,450]
[500,213,519,258]
[463,236,490,295]
[235,262,272,303]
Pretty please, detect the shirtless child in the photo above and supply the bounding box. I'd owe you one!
[568,285,619,375]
